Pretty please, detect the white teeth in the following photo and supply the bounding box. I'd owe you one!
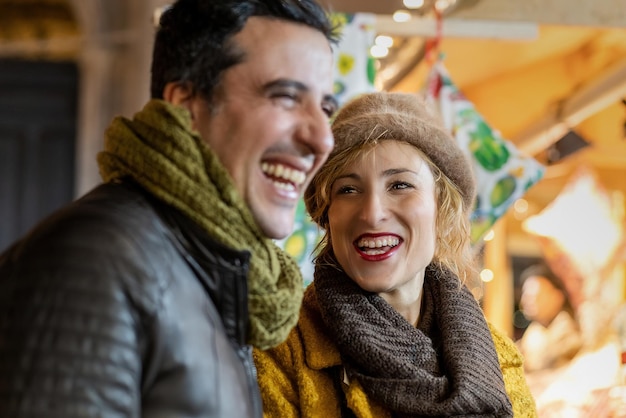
[261,162,306,186]
[357,236,400,249]
[273,181,296,192]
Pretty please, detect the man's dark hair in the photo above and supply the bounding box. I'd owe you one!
[150,0,339,99]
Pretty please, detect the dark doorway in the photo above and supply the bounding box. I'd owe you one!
[0,59,78,252]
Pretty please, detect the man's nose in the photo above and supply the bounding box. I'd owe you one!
[296,107,334,157]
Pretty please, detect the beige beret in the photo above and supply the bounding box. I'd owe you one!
[320,92,476,210]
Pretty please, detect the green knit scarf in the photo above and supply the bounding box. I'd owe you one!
[97,99,304,350]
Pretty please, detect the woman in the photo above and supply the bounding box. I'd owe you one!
[254,92,536,417]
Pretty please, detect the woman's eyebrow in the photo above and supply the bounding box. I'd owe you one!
[382,168,416,176]
[335,172,360,182]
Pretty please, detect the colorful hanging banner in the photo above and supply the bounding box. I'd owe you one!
[425,59,545,244]
[330,12,377,106]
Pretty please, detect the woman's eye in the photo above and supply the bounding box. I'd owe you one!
[390,182,412,190]
[336,185,357,194]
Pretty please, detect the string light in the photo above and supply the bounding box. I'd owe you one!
[435,0,456,12]
[375,35,394,49]
[370,45,389,58]
[480,269,495,283]
[483,229,495,241]
[403,0,425,9]
[392,10,412,23]
[514,198,529,214]
[513,198,529,220]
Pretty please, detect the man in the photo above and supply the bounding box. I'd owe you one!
[0,0,338,416]
[518,262,582,372]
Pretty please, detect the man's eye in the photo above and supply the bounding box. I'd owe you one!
[272,92,298,106]
[322,103,337,118]
[277,92,296,100]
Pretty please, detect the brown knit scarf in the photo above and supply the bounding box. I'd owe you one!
[314,262,513,417]
[97,99,304,350]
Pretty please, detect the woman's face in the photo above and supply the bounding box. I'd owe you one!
[328,140,437,299]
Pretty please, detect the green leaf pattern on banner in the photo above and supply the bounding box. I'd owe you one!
[426,61,545,244]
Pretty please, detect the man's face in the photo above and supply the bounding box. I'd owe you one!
[521,275,565,326]
[187,17,336,239]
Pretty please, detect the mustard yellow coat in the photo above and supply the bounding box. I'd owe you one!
[254,287,537,418]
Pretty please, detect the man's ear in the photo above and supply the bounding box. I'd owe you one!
[163,81,193,107]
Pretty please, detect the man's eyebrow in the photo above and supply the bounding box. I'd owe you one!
[262,79,307,92]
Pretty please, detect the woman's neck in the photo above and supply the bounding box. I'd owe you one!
[379,274,425,327]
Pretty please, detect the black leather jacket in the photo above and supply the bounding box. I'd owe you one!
[0,181,263,417]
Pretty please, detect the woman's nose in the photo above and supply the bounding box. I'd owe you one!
[359,191,388,225]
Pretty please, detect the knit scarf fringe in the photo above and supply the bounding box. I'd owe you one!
[314,263,513,417]
[97,99,303,350]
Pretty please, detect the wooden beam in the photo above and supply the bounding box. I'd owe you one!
[327,0,626,28]
[374,15,539,40]
[515,58,626,156]
[451,0,626,28]
[482,221,514,337]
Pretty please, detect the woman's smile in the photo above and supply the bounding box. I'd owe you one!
[354,234,402,261]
